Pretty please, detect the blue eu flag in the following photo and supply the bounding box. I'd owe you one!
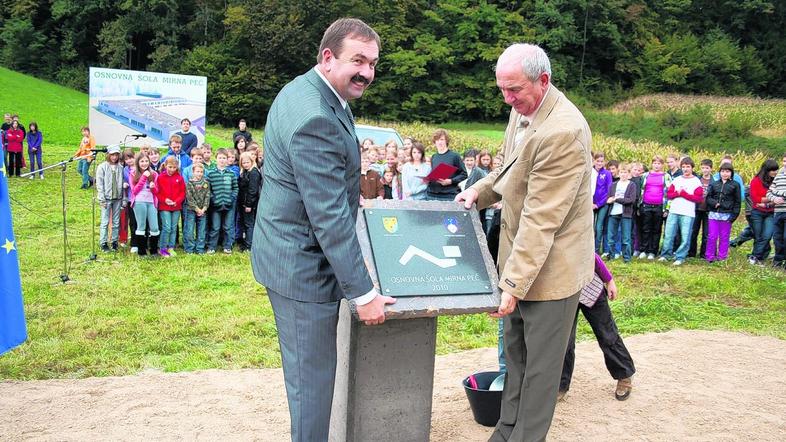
[0,153,26,356]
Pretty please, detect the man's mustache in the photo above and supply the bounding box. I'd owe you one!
[351,74,370,86]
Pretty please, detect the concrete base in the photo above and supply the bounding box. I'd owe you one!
[330,299,438,442]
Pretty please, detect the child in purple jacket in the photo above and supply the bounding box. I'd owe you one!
[26,122,43,179]
[593,152,614,253]
[559,253,636,402]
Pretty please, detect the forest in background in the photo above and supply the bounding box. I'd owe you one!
[0,0,784,125]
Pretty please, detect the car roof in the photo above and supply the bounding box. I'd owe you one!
[355,124,404,147]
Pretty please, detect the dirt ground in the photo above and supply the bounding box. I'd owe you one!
[2,329,785,441]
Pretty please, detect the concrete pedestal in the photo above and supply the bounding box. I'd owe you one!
[329,300,437,442]
[328,201,500,441]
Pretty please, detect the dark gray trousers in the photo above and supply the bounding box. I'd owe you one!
[267,289,341,442]
[490,292,580,442]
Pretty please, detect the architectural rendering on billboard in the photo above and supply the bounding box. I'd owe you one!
[88,67,207,147]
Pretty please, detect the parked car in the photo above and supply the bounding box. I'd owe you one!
[355,124,404,147]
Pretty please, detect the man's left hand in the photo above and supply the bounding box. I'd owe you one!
[356,294,397,326]
[489,291,517,318]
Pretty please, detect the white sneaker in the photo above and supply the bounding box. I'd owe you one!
[673,260,684,266]
[748,257,757,265]
[647,253,655,260]
[638,252,647,259]
[658,257,667,262]
[601,253,610,259]
[130,247,138,254]
[613,253,621,260]
[39,175,44,180]
[28,175,34,180]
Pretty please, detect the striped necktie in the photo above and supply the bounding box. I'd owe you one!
[345,104,356,131]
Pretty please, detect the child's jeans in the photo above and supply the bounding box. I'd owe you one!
[593,204,610,253]
[28,149,43,176]
[661,213,693,261]
[133,202,159,236]
[183,209,207,253]
[208,207,235,251]
[99,200,123,245]
[240,207,256,250]
[77,159,91,187]
[706,219,732,261]
[159,210,181,250]
[607,215,632,261]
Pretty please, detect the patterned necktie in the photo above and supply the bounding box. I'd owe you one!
[514,117,530,147]
[345,104,356,131]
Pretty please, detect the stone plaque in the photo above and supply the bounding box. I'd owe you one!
[363,208,493,297]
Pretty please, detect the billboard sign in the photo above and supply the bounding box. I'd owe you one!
[88,67,207,147]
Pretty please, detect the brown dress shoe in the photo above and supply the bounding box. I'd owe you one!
[615,377,632,401]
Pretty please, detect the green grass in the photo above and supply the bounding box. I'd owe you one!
[1,68,785,380]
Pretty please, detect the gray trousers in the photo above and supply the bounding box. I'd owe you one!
[490,292,580,442]
[99,199,122,245]
[267,289,340,442]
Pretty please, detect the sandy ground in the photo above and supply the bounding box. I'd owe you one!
[2,329,785,441]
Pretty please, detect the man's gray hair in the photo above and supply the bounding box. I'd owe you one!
[498,43,552,81]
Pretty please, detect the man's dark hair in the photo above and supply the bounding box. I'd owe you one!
[317,18,380,63]
[700,159,713,168]
[463,148,479,159]
[239,118,246,124]
[181,118,191,125]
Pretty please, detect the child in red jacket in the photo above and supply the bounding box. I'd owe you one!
[153,156,185,257]
[5,120,24,176]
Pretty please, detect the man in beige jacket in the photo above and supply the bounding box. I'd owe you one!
[457,44,594,441]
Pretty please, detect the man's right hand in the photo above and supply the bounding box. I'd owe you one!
[489,291,517,318]
[356,294,396,326]
[455,187,479,209]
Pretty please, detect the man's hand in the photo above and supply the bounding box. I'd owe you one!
[356,294,397,326]
[489,291,517,318]
[773,196,785,205]
[455,187,479,209]
[437,178,452,186]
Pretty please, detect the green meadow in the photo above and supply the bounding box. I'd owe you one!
[1,67,784,380]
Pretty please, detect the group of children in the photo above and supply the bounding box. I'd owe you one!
[592,152,786,268]
[358,129,502,203]
[86,132,263,257]
[1,113,45,178]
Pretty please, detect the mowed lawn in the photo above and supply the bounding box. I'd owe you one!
[1,68,785,380]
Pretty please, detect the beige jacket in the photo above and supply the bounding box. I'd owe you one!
[471,86,594,301]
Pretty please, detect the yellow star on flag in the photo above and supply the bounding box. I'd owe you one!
[2,238,15,254]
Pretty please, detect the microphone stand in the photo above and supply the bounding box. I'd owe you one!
[20,154,92,283]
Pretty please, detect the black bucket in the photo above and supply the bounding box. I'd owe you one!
[462,370,503,427]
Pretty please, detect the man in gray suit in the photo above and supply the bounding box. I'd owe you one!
[251,18,396,442]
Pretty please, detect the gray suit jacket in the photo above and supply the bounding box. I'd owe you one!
[252,68,374,303]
